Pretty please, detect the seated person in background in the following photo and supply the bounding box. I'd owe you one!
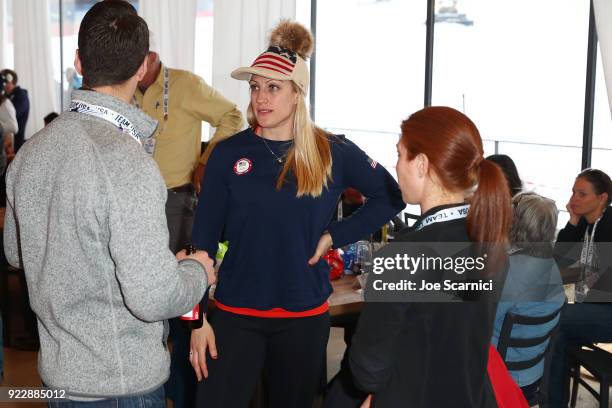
[486,154,523,197]
[491,192,564,402]
[546,168,612,407]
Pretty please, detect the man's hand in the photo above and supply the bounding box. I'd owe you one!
[192,163,206,195]
[177,249,216,286]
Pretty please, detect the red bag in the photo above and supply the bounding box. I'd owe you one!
[487,344,529,408]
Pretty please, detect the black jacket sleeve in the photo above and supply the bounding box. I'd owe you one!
[349,302,410,393]
[327,137,405,248]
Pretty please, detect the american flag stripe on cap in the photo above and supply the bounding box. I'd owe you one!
[252,53,295,74]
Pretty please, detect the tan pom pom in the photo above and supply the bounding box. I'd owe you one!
[269,20,314,59]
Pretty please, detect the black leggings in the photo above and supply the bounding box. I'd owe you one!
[196,309,330,408]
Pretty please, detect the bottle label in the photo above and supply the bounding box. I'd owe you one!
[180,303,199,320]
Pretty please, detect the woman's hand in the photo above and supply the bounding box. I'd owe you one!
[189,317,218,381]
[308,232,333,266]
[566,201,580,226]
[360,394,373,408]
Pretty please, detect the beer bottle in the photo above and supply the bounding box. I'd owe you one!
[179,244,204,329]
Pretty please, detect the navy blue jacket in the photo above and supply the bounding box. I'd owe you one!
[192,128,405,311]
[8,86,29,151]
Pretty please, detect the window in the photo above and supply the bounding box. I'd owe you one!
[194,0,214,140]
[194,0,213,84]
[432,0,590,224]
[3,0,14,69]
[590,46,612,176]
[315,0,426,175]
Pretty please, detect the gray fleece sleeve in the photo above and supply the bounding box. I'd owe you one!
[106,146,207,322]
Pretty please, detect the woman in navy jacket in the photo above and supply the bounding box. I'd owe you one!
[189,21,404,408]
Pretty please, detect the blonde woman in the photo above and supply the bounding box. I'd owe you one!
[189,21,405,407]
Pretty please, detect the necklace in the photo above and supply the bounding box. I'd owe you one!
[260,136,287,164]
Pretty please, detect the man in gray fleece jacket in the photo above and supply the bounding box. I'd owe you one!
[3,1,214,403]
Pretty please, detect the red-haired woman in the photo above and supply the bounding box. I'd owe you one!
[348,106,512,407]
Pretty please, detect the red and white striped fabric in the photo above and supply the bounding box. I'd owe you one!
[251,52,296,76]
[231,45,310,94]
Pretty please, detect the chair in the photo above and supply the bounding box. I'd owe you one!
[496,302,565,406]
[566,344,612,407]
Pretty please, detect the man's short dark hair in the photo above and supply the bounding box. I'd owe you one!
[0,69,17,85]
[78,0,148,88]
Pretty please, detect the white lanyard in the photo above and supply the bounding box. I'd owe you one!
[414,204,470,231]
[133,66,169,121]
[69,100,142,145]
[162,66,169,120]
[580,217,601,268]
[131,66,169,155]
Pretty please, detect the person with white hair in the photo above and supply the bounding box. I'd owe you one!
[491,192,565,403]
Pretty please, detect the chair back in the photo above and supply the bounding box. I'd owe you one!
[497,298,566,371]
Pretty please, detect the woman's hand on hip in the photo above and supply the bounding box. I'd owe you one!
[308,232,333,266]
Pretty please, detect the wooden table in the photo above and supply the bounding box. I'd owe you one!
[329,275,364,317]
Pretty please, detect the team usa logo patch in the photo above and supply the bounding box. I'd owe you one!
[233,158,253,175]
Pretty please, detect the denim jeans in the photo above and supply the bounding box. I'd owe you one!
[545,303,612,407]
[48,386,165,408]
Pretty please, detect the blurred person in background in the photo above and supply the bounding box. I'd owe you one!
[0,69,29,153]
